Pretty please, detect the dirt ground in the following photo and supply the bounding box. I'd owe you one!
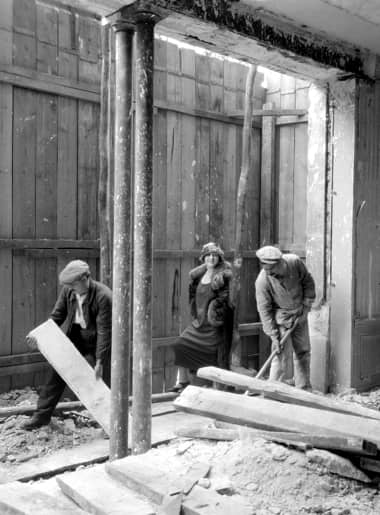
[2,386,380,514]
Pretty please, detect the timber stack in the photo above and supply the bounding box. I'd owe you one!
[173,366,380,483]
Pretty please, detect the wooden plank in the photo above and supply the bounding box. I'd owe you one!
[0,238,98,248]
[174,385,380,447]
[260,103,276,246]
[13,88,37,238]
[0,65,100,102]
[197,366,380,421]
[29,319,111,434]
[57,465,156,515]
[35,258,57,326]
[277,85,296,247]
[0,83,12,364]
[182,485,253,515]
[77,100,99,240]
[57,97,78,238]
[0,481,84,514]
[229,108,307,117]
[293,86,309,247]
[36,93,58,238]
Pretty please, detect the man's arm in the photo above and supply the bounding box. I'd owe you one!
[50,287,69,326]
[94,291,112,371]
[255,276,280,340]
[298,259,316,307]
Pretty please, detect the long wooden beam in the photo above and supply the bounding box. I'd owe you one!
[197,366,380,421]
[174,385,380,447]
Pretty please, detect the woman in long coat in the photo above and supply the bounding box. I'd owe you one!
[170,242,234,392]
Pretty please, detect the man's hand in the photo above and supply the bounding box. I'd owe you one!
[25,334,38,351]
[299,305,311,323]
[271,337,283,354]
[94,360,103,380]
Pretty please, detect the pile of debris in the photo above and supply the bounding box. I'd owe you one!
[173,367,380,485]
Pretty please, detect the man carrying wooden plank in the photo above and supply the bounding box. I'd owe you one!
[22,260,112,430]
[255,246,315,390]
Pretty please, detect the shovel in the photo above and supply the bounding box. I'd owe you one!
[255,316,301,380]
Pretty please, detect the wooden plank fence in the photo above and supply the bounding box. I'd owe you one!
[0,0,309,393]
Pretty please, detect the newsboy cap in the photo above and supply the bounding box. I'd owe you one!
[199,242,224,262]
[59,260,90,285]
[256,246,282,264]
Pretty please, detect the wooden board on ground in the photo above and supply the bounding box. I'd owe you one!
[182,485,253,515]
[4,411,211,484]
[174,385,380,447]
[57,464,155,515]
[106,456,185,505]
[197,366,380,421]
[29,319,111,434]
[0,481,85,514]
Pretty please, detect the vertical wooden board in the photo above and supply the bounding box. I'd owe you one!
[36,93,58,238]
[152,347,165,393]
[77,15,100,63]
[79,59,101,85]
[223,88,237,249]
[12,254,35,354]
[260,104,276,246]
[0,84,13,358]
[210,57,223,86]
[35,258,57,326]
[0,0,12,31]
[164,346,177,391]
[209,121,224,245]
[78,101,98,240]
[166,261,181,337]
[37,42,58,74]
[58,9,76,51]
[37,3,58,45]
[180,78,196,250]
[57,96,78,238]
[0,84,12,238]
[58,51,78,80]
[13,0,36,33]
[179,257,193,333]
[166,74,182,249]
[153,111,167,248]
[181,47,195,78]
[152,260,167,337]
[194,118,210,246]
[293,89,309,247]
[13,88,37,238]
[277,87,296,247]
[195,57,210,246]
[13,32,37,69]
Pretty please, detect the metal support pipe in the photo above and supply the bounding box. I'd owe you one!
[110,26,134,461]
[131,13,156,455]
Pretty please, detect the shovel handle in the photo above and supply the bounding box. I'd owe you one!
[254,316,301,380]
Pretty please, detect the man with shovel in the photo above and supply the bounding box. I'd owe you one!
[255,246,315,390]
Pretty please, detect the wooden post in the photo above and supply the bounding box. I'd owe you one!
[98,24,112,288]
[131,12,157,455]
[107,28,115,284]
[110,24,134,460]
[230,65,257,372]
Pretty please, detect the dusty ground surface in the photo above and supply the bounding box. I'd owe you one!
[2,386,380,514]
[1,387,105,468]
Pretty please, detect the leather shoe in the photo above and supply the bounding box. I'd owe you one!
[168,382,190,393]
[21,415,51,430]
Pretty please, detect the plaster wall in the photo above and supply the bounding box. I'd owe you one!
[329,79,356,391]
[306,84,329,392]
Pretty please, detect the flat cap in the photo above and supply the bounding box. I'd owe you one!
[256,246,282,263]
[59,260,90,285]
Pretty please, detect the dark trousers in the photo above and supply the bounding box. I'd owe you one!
[35,324,110,420]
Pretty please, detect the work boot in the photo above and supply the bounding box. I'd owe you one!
[21,414,51,431]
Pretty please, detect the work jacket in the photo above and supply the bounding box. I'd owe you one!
[255,254,315,339]
[50,279,112,363]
